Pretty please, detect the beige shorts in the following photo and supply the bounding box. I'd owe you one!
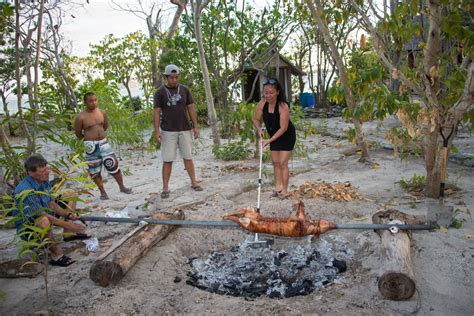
[161,130,193,161]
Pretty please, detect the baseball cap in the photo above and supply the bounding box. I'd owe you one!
[163,64,180,75]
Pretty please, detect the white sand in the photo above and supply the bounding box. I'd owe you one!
[0,117,472,315]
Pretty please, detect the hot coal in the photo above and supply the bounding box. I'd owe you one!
[186,236,352,299]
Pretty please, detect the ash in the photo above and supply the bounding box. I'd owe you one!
[186,235,352,299]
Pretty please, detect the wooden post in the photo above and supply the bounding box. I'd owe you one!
[89,210,184,287]
[372,209,424,300]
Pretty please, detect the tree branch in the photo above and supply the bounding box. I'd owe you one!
[447,62,474,125]
[350,0,424,96]
[422,0,441,108]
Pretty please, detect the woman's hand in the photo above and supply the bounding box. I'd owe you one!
[262,139,272,147]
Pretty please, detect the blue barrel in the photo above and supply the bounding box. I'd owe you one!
[299,92,315,108]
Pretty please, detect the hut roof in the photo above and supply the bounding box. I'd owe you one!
[243,48,305,76]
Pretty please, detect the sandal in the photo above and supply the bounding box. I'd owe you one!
[50,255,75,267]
[63,233,91,242]
[161,191,170,199]
[191,185,203,191]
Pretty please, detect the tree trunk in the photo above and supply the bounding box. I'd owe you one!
[1,94,15,137]
[14,0,34,154]
[21,3,41,153]
[423,127,441,198]
[299,21,317,100]
[388,0,401,92]
[46,11,78,111]
[0,122,20,186]
[149,33,159,90]
[307,0,371,162]
[146,12,159,90]
[33,0,45,111]
[89,210,184,287]
[372,209,421,300]
[124,80,133,108]
[192,0,220,145]
[153,0,185,89]
[422,0,443,198]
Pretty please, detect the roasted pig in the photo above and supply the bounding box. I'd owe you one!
[223,200,335,239]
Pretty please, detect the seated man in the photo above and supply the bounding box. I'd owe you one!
[12,154,87,266]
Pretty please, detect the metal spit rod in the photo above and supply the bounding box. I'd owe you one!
[81,216,436,231]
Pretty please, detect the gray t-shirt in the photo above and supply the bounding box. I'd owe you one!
[153,84,195,131]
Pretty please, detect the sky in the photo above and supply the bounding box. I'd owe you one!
[60,0,271,57]
[60,0,150,56]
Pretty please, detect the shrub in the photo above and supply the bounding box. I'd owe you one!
[399,174,426,191]
[212,141,251,161]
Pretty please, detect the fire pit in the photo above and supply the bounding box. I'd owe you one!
[186,235,352,299]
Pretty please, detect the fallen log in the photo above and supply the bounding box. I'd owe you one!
[372,209,424,300]
[89,210,184,287]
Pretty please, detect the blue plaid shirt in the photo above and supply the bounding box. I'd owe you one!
[12,176,53,232]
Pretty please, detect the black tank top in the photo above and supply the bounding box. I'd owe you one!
[262,101,296,151]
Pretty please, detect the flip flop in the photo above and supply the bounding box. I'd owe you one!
[161,191,170,199]
[50,255,75,267]
[63,233,91,242]
[191,185,203,191]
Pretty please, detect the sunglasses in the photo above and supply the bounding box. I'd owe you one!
[263,79,277,85]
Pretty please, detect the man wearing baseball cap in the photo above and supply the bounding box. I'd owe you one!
[153,64,203,199]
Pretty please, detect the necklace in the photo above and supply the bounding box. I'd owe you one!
[165,84,181,106]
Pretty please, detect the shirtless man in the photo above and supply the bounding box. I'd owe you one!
[74,92,132,200]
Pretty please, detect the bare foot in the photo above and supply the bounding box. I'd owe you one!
[100,194,109,200]
[271,190,282,197]
[120,187,132,194]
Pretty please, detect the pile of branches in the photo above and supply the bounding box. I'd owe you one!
[290,181,361,201]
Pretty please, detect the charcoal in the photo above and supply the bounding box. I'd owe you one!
[186,236,351,298]
[332,259,347,273]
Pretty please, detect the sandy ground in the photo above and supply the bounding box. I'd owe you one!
[0,117,473,315]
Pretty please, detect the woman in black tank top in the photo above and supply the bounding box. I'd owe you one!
[252,78,296,198]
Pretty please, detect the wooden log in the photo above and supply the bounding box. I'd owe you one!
[372,209,422,300]
[89,210,184,287]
